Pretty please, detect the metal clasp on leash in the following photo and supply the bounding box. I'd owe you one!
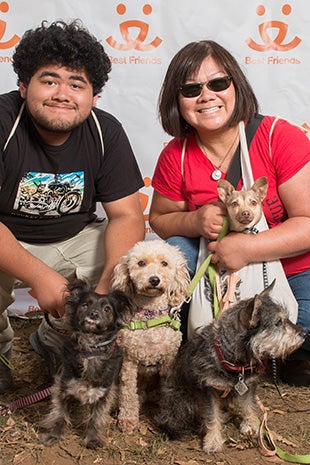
[169,299,191,331]
[170,295,192,318]
[0,404,11,416]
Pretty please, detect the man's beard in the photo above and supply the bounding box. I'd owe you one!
[30,113,81,134]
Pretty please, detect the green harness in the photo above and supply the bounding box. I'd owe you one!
[124,313,181,331]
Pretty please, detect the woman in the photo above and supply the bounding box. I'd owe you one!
[149,40,310,386]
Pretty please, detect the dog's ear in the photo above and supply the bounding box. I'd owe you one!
[65,279,91,323]
[239,280,275,329]
[111,258,135,296]
[66,278,91,304]
[217,179,235,203]
[67,278,91,294]
[109,289,134,325]
[260,278,275,296]
[167,255,191,307]
[239,295,263,329]
[251,176,268,201]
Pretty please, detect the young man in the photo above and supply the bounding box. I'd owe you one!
[0,20,145,392]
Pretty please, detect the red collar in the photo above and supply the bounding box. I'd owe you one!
[214,339,266,375]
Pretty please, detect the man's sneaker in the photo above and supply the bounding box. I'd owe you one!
[0,350,14,393]
[29,331,62,378]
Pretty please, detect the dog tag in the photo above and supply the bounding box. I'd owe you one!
[234,375,249,396]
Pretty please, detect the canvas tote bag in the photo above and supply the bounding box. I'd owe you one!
[187,121,298,338]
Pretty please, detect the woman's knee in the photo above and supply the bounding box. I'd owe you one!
[167,236,199,277]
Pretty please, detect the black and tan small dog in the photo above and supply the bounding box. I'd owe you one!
[39,279,132,449]
[155,281,307,453]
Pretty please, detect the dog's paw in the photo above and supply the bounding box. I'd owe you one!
[117,418,138,433]
[240,417,259,438]
[84,436,105,449]
[202,431,225,453]
[38,432,61,446]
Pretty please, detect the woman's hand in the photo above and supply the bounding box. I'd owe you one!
[195,202,227,240]
[150,191,227,240]
[208,232,254,272]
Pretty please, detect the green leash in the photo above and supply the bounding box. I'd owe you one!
[260,419,310,463]
[0,354,14,370]
[187,217,229,317]
[276,449,310,464]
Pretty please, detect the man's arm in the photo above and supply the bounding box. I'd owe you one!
[95,191,145,294]
[0,222,68,317]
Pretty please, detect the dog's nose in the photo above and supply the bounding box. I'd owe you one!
[242,210,251,218]
[89,310,99,320]
[149,276,160,287]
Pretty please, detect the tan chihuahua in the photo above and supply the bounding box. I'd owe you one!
[217,176,268,232]
[216,176,268,311]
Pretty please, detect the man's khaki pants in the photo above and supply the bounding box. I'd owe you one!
[0,220,107,354]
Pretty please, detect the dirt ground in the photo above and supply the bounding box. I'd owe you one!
[0,317,309,465]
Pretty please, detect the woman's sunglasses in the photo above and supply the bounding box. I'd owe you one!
[179,76,232,98]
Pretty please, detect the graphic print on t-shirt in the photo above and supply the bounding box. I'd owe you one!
[13,171,84,217]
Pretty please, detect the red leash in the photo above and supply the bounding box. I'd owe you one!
[0,386,52,416]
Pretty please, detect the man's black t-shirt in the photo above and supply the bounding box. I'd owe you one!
[0,91,144,243]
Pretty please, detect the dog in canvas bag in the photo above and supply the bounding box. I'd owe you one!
[187,123,298,339]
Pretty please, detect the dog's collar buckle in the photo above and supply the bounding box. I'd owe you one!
[214,339,262,376]
[243,226,259,234]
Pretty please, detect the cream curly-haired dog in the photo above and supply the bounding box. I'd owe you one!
[111,239,190,433]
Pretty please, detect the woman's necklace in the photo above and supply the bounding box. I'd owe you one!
[198,131,239,181]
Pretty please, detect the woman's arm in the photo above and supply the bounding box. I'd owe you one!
[149,190,226,240]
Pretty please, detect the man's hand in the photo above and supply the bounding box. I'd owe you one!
[30,273,69,318]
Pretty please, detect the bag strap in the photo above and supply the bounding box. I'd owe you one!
[181,115,263,187]
[187,116,265,306]
[227,114,264,188]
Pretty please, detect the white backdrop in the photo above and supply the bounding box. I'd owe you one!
[1,0,309,312]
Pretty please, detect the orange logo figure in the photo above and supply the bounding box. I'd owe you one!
[139,176,152,221]
[0,1,20,50]
[246,3,301,51]
[106,3,162,51]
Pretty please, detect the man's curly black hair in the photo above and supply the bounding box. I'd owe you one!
[12,20,111,95]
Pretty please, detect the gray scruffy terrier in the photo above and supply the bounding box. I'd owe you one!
[155,281,306,454]
[39,279,133,449]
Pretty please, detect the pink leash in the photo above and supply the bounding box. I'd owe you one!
[0,386,52,416]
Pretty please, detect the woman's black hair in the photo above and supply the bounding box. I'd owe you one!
[13,20,111,95]
[158,40,259,138]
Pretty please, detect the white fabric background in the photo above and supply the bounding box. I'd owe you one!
[1,0,308,313]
